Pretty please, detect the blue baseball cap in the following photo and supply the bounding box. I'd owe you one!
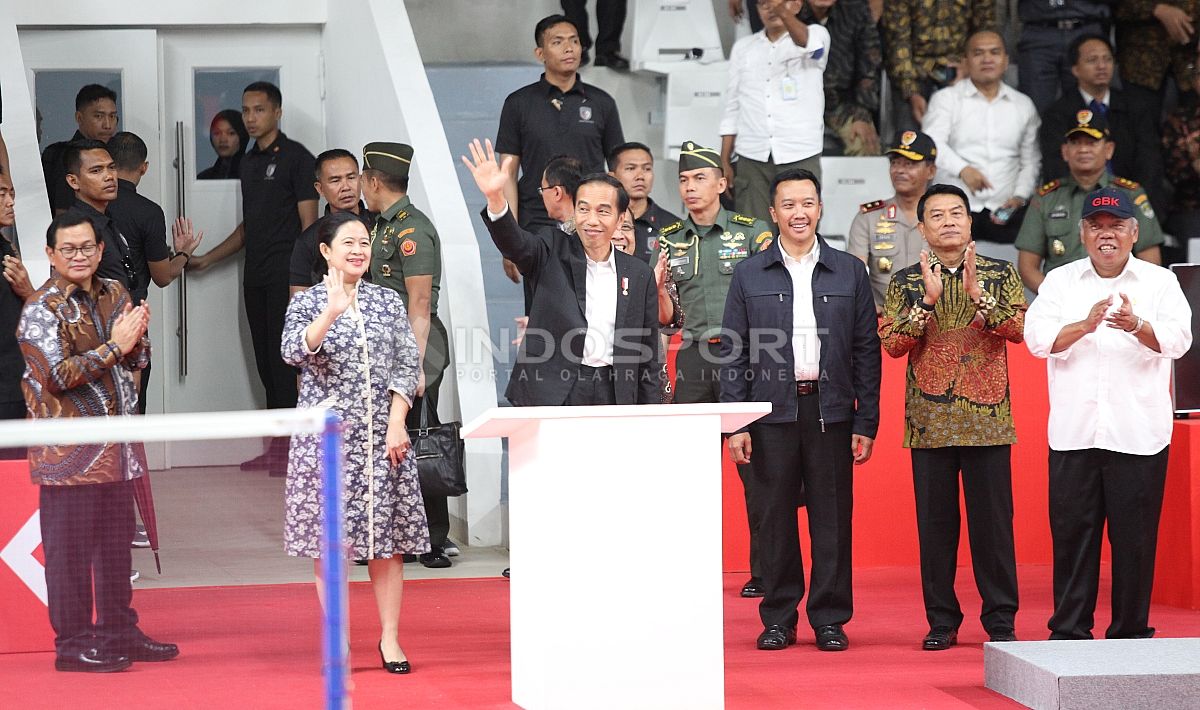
[1081,187,1133,220]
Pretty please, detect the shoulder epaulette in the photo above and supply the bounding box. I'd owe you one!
[1037,180,1060,196]
[394,210,409,222]
[730,213,757,226]
[1112,176,1141,191]
[659,220,684,236]
[859,199,885,213]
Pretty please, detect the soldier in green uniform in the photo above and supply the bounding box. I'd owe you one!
[1015,111,1164,294]
[846,130,938,313]
[658,139,773,598]
[359,141,454,569]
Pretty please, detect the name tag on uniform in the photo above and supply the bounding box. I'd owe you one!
[669,255,691,267]
[1049,208,1068,220]
[781,76,798,101]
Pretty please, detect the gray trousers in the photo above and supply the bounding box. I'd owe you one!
[734,153,822,226]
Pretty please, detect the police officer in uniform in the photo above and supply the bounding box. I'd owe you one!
[847,131,938,313]
[1016,110,1164,294]
[359,142,453,569]
[659,140,773,598]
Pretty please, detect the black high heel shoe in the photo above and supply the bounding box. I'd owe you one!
[378,642,411,674]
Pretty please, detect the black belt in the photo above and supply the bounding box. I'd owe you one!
[577,364,614,378]
[1025,18,1095,30]
[797,380,817,396]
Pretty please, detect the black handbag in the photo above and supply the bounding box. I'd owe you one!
[408,398,467,498]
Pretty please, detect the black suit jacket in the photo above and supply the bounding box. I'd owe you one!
[1038,88,1165,213]
[482,207,661,407]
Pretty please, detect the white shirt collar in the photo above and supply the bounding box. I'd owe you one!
[586,244,616,269]
[780,239,820,267]
[1079,254,1141,282]
[964,79,1011,101]
[1079,88,1111,106]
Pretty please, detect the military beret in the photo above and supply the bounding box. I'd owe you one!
[678,140,721,174]
[362,142,414,178]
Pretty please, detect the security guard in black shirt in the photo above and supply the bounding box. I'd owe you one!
[42,84,120,214]
[608,141,680,263]
[289,149,376,295]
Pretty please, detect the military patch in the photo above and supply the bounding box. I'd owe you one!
[1048,207,1068,220]
[719,261,735,275]
[660,221,684,237]
[673,248,689,257]
[395,210,409,222]
[400,239,417,257]
[380,264,392,277]
[718,246,750,260]
[647,236,659,252]
[886,204,897,220]
[860,199,884,213]
[875,220,895,235]
[1051,239,1066,256]
[758,237,773,250]
[754,232,773,245]
[396,227,415,240]
[872,241,895,251]
[1038,180,1060,196]
[731,213,757,226]
[1112,177,1141,190]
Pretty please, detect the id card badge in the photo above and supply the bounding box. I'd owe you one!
[781,76,799,101]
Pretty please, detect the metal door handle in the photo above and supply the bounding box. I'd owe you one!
[173,121,188,379]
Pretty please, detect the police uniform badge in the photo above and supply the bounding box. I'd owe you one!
[1051,239,1066,256]
[886,204,897,220]
[265,163,277,179]
[877,256,893,273]
[579,106,593,122]
[901,131,917,146]
[1076,109,1093,126]
[647,236,658,253]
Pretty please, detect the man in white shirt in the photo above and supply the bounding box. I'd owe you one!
[922,30,1040,244]
[463,138,661,407]
[1025,187,1193,641]
[720,0,831,224]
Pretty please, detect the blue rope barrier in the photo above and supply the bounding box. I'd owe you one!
[320,410,347,709]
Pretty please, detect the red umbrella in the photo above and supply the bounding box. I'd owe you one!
[132,474,161,574]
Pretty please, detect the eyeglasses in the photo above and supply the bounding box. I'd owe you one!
[56,243,99,258]
[537,184,561,195]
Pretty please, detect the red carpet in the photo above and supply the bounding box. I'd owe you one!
[2,565,1199,709]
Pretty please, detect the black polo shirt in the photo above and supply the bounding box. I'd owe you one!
[65,198,132,289]
[632,198,681,263]
[41,130,85,214]
[108,179,172,303]
[239,131,318,286]
[495,73,624,228]
[0,235,23,405]
[289,203,376,289]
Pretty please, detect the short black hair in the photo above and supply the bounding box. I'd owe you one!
[963,28,1007,56]
[313,211,368,279]
[543,155,584,199]
[535,14,578,47]
[575,173,630,213]
[1067,33,1113,67]
[46,211,96,248]
[607,142,654,171]
[75,84,117,111]
[770,168,822,205]
[243,81,282,108]
[917,184,971,222]
[107,132,148,172]
[315,149,359,181]
[363,168,409,193]
[64,139,111,176]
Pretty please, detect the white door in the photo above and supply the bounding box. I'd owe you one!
[159,28,324,467]
[19,29,168,468]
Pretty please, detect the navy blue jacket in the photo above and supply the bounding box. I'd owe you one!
[719,236,881,437]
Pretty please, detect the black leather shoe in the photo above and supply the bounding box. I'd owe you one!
[756,625,796,650]
[378,643,411,674]
[987,630,1017,642]
[922,626,958,650]
[502,568,510,578]
[124,637,180,662]
[420,552,451,569]
[594,53,631,71]
[55,649,132,673]
[815,624,849,651]
[740,579,765,598]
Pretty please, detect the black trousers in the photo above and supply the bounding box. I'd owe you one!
[910,445,1018,634]
[563,364,618,405]
[0,399,25,459]
[750,390,853,631]
[243,281,298,410]
[40,480,140,656]
[407,324,450,551]
[1048,446,1169,640]
[137,357,151,415]
[562,0,628,55]
[674,340,763,585]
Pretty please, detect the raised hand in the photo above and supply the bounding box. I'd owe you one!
[461,139,513,203]
[2,254,34,300]
[653,249,669,289]
[171,217,204,255]
[1082,294,1114,333]
[962,242,983,301]
[919,250,943,306]
[322,267,354,316]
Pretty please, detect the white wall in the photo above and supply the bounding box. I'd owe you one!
[0,0,326,25]
[323,0,504,547]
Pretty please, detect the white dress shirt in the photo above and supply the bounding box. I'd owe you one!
[922,79,1042,212]
[581,245,618,367]
[1025,256,1193,455]
[781,240,822,380]
[719,25,831,164]
[1079,88,1111,109]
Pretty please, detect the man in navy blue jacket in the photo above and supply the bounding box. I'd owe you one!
[720,168,881,652]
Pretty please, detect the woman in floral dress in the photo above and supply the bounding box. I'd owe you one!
[281,211,428,674]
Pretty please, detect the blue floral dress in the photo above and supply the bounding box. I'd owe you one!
[280,281,430,558]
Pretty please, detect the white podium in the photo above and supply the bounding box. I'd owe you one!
[462,403,771,710]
